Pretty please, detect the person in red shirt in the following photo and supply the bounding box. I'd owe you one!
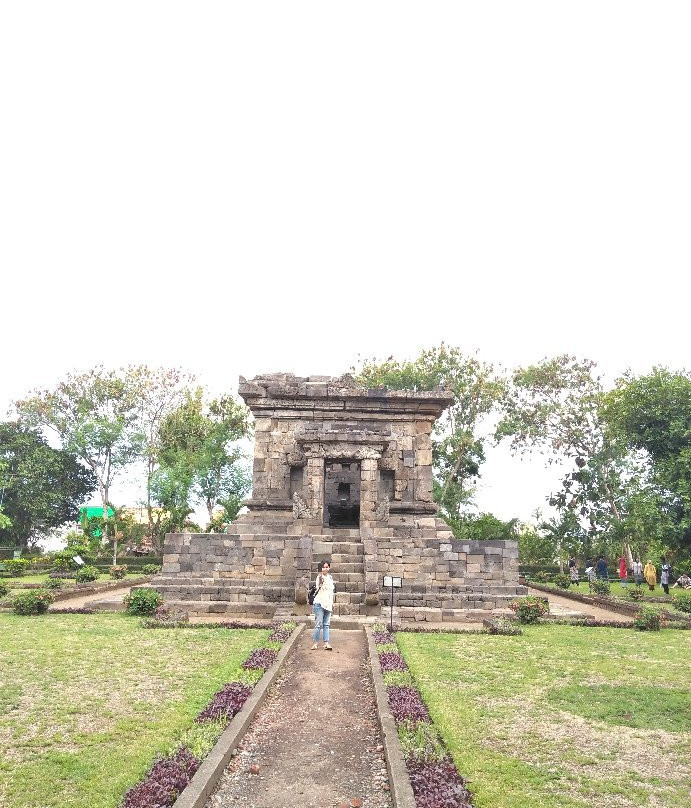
[618,555,628,588]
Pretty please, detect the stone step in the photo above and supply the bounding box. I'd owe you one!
[312,541,363,555]
[318,552,365,564]
[165,600,278,618]
[154,582,294,596]
[333,602,368,616]
[310,562,363,574]
[335,592,365,604]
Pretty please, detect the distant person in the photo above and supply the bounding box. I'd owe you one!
[671,572,691,590]
[568,557,579,587]
[585,560,596,591]
[660,556,672,595]
[596,555,608,580]
[632,557,643,587]
[618,555,628,588]
[644,559,657,591]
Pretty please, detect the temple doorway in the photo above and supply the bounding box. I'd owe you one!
[324,459,360,527]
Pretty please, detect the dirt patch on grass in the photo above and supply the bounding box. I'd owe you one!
[485,710,689,793]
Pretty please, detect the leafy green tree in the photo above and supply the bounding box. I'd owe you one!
[15,367,145,544]
[496,355,637,555]
[452,512,518,542]
[0,422,97,551]
[354,345,505,532]
[129,366,195,546]
[604,368,691,554]
[154,389,251,537]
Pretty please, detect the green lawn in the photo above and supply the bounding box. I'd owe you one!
[0,613,267,808]
[535,581,691,618]
[1,573,148,587]
[397,626,691,808]
[540,581,670,599]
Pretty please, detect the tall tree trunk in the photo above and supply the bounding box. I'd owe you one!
[147,454,155,545]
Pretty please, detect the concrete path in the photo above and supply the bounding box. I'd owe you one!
[528,586,632,622]
[207,629,392,808]
[48,584,134,610]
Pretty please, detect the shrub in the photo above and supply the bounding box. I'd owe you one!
[109,564,128,579]
[4,558,29,576]
[553,573,572,589]
[241,648,278,670]
[533,571,551,583]
[387,685,430,724]
[672,590,691,613]
[406,757,473,808]
[142,564,162,575]
[487,617,522,635]
[49,570,74,580]
[123,588,164,615]
[0,581,8,598]
[196,682,252,723]
[591,579,611,596]
[121,746,200,808]
[75,565,100,583]
[509,595,549,623]
[633,605,665,631]
[379,651,408,672]
[12,589,53,615]
[142,604,190,626]
[627,587,645,601]
[52,549,86,571]
[44,577,63,589]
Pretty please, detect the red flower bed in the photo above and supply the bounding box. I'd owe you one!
[242,648,278,670]
[121,747,200,808]
[407,757,473,808]
[196,682,253,723]
[387,685,431,724]
[378,651,408,672]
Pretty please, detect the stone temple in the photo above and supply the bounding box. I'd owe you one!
[155,374,526,622]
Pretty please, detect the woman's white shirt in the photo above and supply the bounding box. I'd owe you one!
[314,573,335,612]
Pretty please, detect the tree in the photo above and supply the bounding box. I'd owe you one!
[0,422,97,551]
[604,368,691,554]
[128,366,195,545]
[154,389,251,537]
[15,367,145,545]
[496,355,638,561]
[354,345,505,532]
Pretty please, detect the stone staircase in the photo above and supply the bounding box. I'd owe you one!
[310,530,368,617]
[153,527,373,619]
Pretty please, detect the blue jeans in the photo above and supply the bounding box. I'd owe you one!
[313,603,332,643]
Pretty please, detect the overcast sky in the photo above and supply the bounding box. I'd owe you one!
[1,2,689,528]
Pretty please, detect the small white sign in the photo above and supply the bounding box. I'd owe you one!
[72,555,85,566]
[383,575,402,588]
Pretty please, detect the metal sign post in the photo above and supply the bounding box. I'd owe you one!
[383,575,402,631]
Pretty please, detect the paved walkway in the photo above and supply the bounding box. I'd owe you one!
[207,629,392,808]
[528,586,632,622]
[48,583,134,610]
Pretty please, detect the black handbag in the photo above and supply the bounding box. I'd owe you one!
[308,578,322,605]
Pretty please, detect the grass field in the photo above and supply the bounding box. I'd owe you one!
[1,573,148,587]
[397,625,691,808]
[537,580,672,599]
[0,613,267,808]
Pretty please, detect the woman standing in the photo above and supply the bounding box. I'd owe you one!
[568,557,579,587]
[618,555,628,588]
[311,560,335,651]
[644,559,657,591]
[632,557,643,587]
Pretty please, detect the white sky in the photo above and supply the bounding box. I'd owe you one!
[1,2,690,529]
